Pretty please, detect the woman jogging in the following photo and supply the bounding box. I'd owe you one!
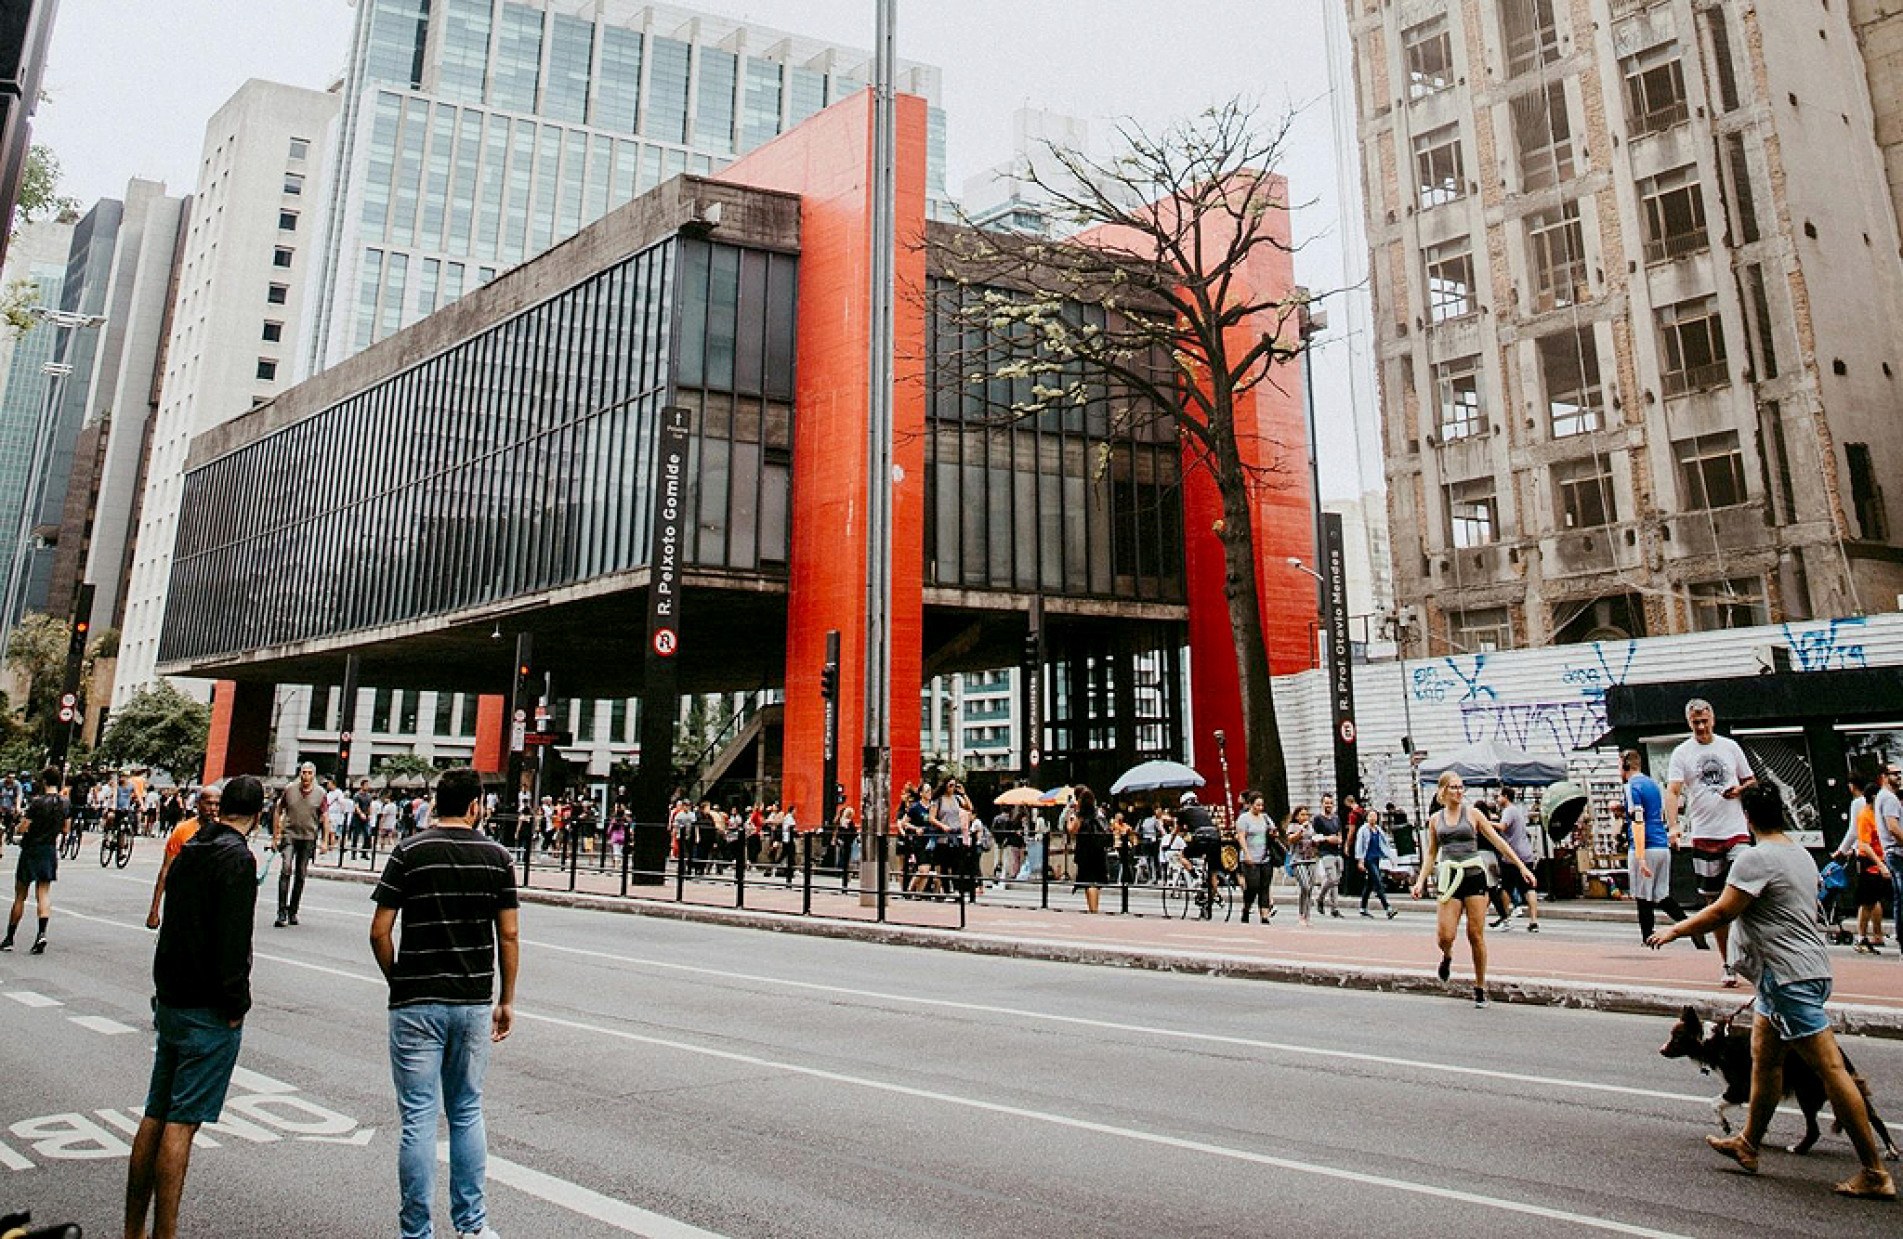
[1412,771,1535,1007]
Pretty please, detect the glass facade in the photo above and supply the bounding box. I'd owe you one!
[318,3,950,371]
[491,4,544,113]
[544,13,594,124]
[924,280,1185,602]
[164,237,801,664]
[437,0,490,101]
[674,240,798,572]
[365,0,430,90]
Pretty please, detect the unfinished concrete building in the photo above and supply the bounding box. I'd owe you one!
[1349,0,1903,652]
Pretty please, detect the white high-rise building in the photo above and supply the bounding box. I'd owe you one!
[113,81,340,708]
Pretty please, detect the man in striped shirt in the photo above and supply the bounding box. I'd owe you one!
[371,768,519,1239]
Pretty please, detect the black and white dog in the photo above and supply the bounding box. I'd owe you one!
[1660,1004,1899,1159]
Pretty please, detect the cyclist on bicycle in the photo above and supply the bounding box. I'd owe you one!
[1178,792,1224,920]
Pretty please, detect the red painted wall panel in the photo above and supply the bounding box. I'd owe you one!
[201,680,273,784]
[472,693,507,773]
[717,92,928,821]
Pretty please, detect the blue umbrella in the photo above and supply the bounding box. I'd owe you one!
[1109,760,1206,796]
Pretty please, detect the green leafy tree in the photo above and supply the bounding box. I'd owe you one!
[94,683,211,780]
[4,613,70,743]
[373,752,437,786]
[12,144,78,236]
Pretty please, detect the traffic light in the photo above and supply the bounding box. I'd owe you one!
[819,662,838,701]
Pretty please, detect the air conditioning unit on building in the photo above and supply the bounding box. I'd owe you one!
[1750,644,1792,676]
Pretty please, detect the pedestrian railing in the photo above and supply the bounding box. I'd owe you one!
[319,825,1360,928]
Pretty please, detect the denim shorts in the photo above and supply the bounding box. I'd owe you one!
[145,1001,244,1125]
[1754,971,1834,1043]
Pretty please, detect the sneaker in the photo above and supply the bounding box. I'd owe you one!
[1855,941,1877,955]
[457,1228,503,1239]
[1437,953,1452,982]
[1386,908,1399,919]
[1511,905,1527,919]
[274,915,288,928]
[1526,922,1540,935]
[29,937,45,955]
[0,936,13,952]
[1720,967,1741,989]
[1473,987,1487,1008]
[288,914,299,926]
[1489,914,1510,929]
[1360,910,1374,918]
[1330,909,1342,919]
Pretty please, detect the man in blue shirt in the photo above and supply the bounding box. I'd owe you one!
[1623,750,1703,948]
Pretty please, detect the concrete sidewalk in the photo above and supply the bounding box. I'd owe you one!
[307,857,1903,1039]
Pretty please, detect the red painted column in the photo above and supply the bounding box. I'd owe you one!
[201,680,274,783]
[719,91,928,822]
[471,694,507,773]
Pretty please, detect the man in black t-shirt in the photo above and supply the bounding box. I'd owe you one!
[370,768,519,1239]
[1312,794,1345,919]
[4,767,69,954]
[1178,792,1224,919]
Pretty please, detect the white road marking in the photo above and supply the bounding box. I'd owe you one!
[94,1107,218,1149]
[69,1015,136,1035]
[4,990,60,1008]
[518,1007,1691,1239]
[60,902,1796,1116]
[467,1147,733,1238]
[514,936,1728,1108]
[207,937,1685,1238]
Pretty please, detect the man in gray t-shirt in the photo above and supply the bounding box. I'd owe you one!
[1650,785,1895,1199]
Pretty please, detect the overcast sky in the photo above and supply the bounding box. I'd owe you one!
[31,0,1373,499]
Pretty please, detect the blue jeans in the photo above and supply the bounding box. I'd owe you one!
[389,1002,492,1239]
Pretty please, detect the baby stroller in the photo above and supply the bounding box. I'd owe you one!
[1818,858,1858,945]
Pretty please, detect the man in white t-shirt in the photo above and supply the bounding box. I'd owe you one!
[1665,698,1757,985]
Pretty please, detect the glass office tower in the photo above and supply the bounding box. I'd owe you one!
[304,0,947,377]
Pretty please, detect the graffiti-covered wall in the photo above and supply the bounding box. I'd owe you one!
[1270,613,1903,819]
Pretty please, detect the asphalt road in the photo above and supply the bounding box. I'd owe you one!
[2,855,1899,1238]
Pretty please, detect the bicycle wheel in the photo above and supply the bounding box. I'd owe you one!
[1217,875,1235,922]
[114,830,134,869]
[1161,875,1189,919]
[98,831,113,868]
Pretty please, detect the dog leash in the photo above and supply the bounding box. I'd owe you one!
[1712,993,1754,1036]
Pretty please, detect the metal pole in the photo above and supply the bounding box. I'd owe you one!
[876,820,888,922]
[863,0,898,843]
[1300,303,1327,645]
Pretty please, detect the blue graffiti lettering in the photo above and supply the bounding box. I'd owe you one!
[1780,618,1870,673]
[1459,701,1607,751]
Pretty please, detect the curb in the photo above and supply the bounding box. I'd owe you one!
[309,868,1903,1041]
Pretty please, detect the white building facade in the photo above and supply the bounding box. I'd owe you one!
[113,81,341,708]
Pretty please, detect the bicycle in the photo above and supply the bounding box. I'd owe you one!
[57,821,81,861]
[98,812,133,869]
[1160,856,1233,921]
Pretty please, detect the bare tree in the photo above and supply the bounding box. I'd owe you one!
[927,99,1321,817]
